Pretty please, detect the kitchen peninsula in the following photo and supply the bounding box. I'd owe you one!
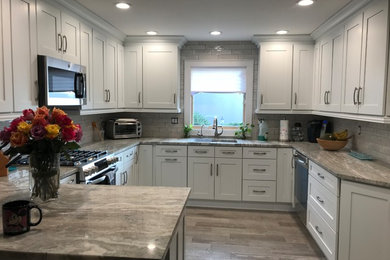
[0,170,190,260]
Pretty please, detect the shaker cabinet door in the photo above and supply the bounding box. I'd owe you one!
[214,158,242,201]
[154,157,187,187]
[60,12,80,64]
[80,23,93,109]
[292,44,313,110]
[92,30,107,109]
[188,157,214,200]
[124,45,143,108]
[258,42,293,110]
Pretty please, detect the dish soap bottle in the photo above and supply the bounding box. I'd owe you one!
[258,119,268,141]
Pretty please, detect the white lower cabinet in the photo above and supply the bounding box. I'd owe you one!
[276,148,294,203]
[308,161,339,260]
[115,147,137,186]
[338,181,390,260]
[166,213,185,260]
[187,157,214,200]
[242,180,276,202]
[215,158,242,201]
[137,145,153,186]
[154,145,187,187]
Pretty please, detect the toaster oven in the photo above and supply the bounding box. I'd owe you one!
[106,119,142,139]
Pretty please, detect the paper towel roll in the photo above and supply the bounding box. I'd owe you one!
[280,120,289,141]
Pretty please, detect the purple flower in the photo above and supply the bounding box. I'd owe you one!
[30,125,46,140]
[0,127,12,142]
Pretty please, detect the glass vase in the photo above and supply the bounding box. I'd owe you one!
[29,152,60,202]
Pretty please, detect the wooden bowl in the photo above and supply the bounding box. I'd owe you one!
[316,138,348,151]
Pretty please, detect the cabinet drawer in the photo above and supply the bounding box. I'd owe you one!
[123,147,136,161]
[188,146,214,157]
[307,204,337,260]
[308,175,338,231]
[243,159,276,180]
[242,180,276,202]
[155,145,187,157]
[309,161,339,196]
[60,174,77,185]
[215,147,242,158]
[243,148,276,159]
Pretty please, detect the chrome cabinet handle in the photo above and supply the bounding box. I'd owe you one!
[357,87,362,105]
[67,179,75,184]
[315,226,323,235]
[165,150,178,153]
[294,92,297,105]
[108,90,111,102]
[325,91,330,104]
[222,151,235,155]
[253,190,266,193]
[353,87,358,105]
[138,92,141,104]
[173,93,176,104]
[216,164,219,176]
[58,34,62,51]
[195,150,208,154]
[210,164,213,176]
[316,196,324,203]
[253,152,267,155]
[253,168,266,172]
[165,158,178,162]
[317,172,325,179]
[324,92,327,104]
[260,94,264,105]
[63,35,67,53]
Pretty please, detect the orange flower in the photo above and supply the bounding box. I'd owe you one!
[35,106,49,118]
[51,107,67,120]
[45,124,61,139]
[10,132,28,147]
[32,114,48,126]
[17,121,32,134]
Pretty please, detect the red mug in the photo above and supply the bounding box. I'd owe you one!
[2,200,42,236]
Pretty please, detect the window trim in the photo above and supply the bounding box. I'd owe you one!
[184,60,254,136]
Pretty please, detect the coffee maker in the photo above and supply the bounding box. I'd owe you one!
[307,120,322,143]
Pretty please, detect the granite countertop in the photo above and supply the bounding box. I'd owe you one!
[81,138,390,189]
[0,172,190,260]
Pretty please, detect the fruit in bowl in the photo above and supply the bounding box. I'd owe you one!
[317,129,349,151]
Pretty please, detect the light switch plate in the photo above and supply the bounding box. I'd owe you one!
[171,117,178,124]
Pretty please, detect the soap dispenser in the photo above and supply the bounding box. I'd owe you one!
[258,119,268,141]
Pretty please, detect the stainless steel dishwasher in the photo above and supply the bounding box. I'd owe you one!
[293,149,309,226]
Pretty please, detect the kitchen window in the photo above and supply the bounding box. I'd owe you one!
[184,60,253,135]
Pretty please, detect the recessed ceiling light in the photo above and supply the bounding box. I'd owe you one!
[297,0,314,6]
[276,30,288,35]
[115,2,131,9]
[210,31,222,36]
[146,31,158,35]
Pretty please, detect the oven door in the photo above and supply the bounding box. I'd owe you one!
[294,150,309,225]
[86,165,117,185]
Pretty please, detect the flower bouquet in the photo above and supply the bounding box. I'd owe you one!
[0,107,82,201]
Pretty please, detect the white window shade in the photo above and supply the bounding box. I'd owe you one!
[191,67,246,93]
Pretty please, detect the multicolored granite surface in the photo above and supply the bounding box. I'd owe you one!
[0,173,190,260]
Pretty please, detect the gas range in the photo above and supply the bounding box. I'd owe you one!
[16,150,109,167]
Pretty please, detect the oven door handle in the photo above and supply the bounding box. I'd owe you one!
[86,175,108,185]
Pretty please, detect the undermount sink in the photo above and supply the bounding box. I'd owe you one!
[194,138,238,143]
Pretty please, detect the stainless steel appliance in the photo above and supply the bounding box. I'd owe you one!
[106,119,142,139]
[15,150,118,185]
[293,149,309,225]
[37,55,87,107]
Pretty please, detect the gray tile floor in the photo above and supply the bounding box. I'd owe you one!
[185,207,325,260]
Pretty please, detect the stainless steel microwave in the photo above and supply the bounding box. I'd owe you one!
[37,55,86,107]
[106,119,142,139]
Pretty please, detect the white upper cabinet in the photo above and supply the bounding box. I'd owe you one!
[105,39,118,108]
[124,40,183,111]
[92,30,106,109]
[258,42,293,110]
[317,26,344,112]
[37,1,80,64]
[80,23,93,109]
[341,0,388,115]
[117,44,125,108]
[142,44,179,109]
[124,45,142,108]
[0,0,13,112]
[292,44,313,110]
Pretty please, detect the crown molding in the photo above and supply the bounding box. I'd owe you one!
[52,0,126,41]
[125,36,187,48]
[252,35,314,46]
[311,0,372,40]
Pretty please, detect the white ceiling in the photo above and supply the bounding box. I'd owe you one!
[74,0,352,40]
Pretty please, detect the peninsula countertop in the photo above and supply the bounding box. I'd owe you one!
[0,171,191,260]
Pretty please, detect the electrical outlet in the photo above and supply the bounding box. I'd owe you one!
[171,117,178,124]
